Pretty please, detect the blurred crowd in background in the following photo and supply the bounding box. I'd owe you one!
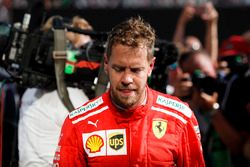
[1,0,250,10]
[1,0,250,23]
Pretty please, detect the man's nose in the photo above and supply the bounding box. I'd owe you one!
[121,71,133,85]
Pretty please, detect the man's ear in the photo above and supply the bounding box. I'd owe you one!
[104,54,108,74]
[148,57,156,77]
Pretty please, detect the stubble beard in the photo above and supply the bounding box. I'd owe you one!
[111,89,137,110]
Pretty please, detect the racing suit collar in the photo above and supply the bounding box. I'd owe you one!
[106,86,153,124]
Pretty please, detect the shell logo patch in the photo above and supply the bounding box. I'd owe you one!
[86,135,104,153]
[152,118,168,139]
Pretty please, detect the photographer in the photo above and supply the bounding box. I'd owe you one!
[173,1,218,65]
[178,46,250,166]
[167,1,218,100]
[178,49,231,167]
[18,15,92,167]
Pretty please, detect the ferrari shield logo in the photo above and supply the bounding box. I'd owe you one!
[152,118,168,139]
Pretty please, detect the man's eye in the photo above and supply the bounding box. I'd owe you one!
[113,67,124,72]
[131,68,142,73]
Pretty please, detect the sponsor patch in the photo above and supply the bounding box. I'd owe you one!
[86,135,104,153]
[83,130,106,157]
[82,129,127,157]
[194,125,201,140]
[53,146,61,162]
[88,120,99,128]
[70,97,103,119]
[156,95,192,118]
[72,106,108,124]
[107,129,127,155]
[152,118,168,139]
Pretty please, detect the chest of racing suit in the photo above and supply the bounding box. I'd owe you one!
[53,87,205,167]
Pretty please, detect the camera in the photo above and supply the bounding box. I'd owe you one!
[191,69,220,95]
[148,39,179,92]
[0,18,106,94]
[0,20,54,87]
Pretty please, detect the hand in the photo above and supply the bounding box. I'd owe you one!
[200,91,219,112]
[179,4,196,24]
[200,2,218,24]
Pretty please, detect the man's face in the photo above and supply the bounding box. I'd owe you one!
[181,53,217,78]
[104,44,155,110]
[66,31,91,48]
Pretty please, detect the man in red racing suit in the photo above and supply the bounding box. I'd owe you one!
[53,87,205,167]
[53,16,205,167]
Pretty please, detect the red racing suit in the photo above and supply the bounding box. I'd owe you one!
[53,87,205,167]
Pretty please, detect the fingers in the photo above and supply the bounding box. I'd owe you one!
[179,4,196,23]
[200,91,218,109]
[200,2,218,22]
[179,2,218,24]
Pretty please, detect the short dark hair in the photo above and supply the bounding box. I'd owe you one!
[106,16,156,60]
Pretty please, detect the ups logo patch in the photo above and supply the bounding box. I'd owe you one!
[108,133,124,150]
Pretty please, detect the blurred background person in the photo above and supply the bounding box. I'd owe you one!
[168,4,235,165]
[18,15,92,167]
[177,30,250,166]
[66,15,92,49]
[216,30,250,166]
[178,49,232,167]
[167,2,219,101]
[172,1,218,65]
